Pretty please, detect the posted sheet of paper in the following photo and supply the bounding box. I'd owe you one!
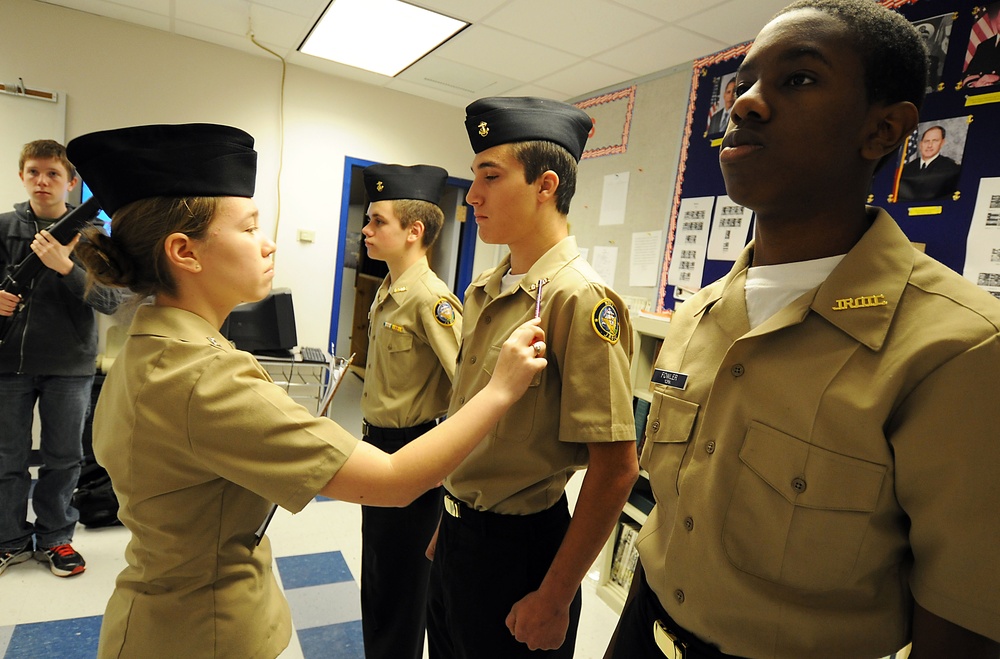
[630,230,662,287]
[599,172,629,226]
[962,177,1000,300]
[667,197,714,290]
[591,245,619,288]
[707,196,753,261]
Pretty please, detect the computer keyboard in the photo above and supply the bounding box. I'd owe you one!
[299,346,327,363]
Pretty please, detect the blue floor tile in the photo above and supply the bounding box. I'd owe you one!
[4,615,101,659]
[296,620,364,659]
[276,551,354,589]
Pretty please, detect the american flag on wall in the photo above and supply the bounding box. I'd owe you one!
[966,4,999,70]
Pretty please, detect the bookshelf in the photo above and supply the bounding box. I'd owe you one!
[595,312,670,612]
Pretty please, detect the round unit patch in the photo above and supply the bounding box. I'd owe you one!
[434,299,457,327]
[592,298,621,344]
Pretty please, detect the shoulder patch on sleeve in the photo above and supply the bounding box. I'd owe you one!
[434,298,457,327]
[592,298,621,344]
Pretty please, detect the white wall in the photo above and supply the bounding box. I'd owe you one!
[0,0,476,348]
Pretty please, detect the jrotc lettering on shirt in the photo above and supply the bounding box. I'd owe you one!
[831,294,888,311]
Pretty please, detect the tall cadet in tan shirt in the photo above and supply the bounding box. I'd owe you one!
[427,97,639,658]
[359,163,462,659]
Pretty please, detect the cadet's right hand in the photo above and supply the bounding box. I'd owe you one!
[0,290,20,317]
[487,318,547,404]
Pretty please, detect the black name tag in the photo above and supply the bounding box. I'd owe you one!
[652,368,689,390]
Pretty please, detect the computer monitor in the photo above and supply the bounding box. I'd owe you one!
[79,180,113,233]
[221,288,298,357]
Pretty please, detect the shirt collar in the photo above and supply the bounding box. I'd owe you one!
[475,236,580,299]
[694,208,914,351]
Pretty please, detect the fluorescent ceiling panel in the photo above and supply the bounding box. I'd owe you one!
[299,0,468,77]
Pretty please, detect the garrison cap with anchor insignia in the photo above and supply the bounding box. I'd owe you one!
[67,123,257,217]
[464,96,593,162]
[362,163,449,208]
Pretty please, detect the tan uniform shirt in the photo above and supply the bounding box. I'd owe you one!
[94,305,358,659]
[446,236,635,515]
[361,257,462,428]
[639,209,1000,657]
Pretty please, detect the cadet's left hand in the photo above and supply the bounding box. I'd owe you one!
[32,230,78,276]
[505,589,570,651]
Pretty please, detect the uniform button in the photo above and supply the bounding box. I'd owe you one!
[484,315,492,324]
[674,589,685,604]
[470,356,477,364]
[650,420,660,433]
[791,477,807,493]
[705,440,716,454]
[731,364,745,377]
[459,397,466,405]
[378,305,384,312]
[684,517,694,532]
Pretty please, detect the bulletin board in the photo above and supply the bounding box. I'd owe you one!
[657,0,1000,311]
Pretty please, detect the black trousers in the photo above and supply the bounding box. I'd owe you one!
[426,494,582,659]
[361,422,442,659]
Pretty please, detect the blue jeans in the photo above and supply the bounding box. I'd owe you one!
[0,374,93,551]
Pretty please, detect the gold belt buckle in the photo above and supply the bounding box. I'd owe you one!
[653,620,686,659]
[443,495,462,518]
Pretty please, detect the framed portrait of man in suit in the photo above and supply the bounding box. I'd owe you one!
[705,72,737,136]
[962,1,1000,89]
[895,116,969,202]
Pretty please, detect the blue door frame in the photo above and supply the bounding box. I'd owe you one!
[327,156,476,352]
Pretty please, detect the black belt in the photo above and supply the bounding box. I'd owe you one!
[442,491,569,529]
[362,419,438,444]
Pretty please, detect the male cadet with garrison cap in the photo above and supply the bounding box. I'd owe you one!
[426,97,638,658]
[359,163,462,659]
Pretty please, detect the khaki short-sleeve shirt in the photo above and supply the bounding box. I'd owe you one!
[361,257,462,428]
[94,305,358,659]
[445,236,635,515]
[639,209,1000,656]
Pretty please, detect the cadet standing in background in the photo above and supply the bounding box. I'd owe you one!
[359,163,462,659]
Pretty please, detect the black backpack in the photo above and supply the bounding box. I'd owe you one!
[72,459,122,528]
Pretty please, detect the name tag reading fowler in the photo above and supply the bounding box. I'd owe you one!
[652,368,689,390]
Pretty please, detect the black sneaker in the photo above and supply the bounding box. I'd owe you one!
[35,543,86,577]
[0,541,33,576]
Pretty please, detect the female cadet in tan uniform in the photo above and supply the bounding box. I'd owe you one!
[66,123,546,659]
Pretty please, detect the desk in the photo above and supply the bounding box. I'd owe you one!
[255,355,332,416]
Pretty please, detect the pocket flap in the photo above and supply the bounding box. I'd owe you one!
[647,393,699,444]
[739,422,886,512]
[385,333,413,353]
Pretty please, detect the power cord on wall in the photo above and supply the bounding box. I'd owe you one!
[247,21,287,252]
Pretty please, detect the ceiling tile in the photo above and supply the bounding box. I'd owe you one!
[395,55,520,97]
[607,0,729,23]
[175,0,249,37]
[595,25,729,76]
[433,26,579,82]
[502,83,574,102]
[534,60,635,98]
[39,0,172,30]
[173,19,259,54]
[483,0,662,58]
[678,0,790,47]
[408,0,509,23]
[250,0,327,20]
[248,3,313,49]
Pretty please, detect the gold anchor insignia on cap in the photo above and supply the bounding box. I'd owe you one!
[832,294,888,311]
[376,181,384,192]
[478,121,489,137]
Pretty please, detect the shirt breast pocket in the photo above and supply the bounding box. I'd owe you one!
[485,344,542,442]
[383,332,414,391]
[640,391,699,490]
[723,421,886,591]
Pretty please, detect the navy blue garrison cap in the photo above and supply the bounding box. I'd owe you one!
[464,96,592,162]
[363,164,448,207]
[67,123,257,216]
